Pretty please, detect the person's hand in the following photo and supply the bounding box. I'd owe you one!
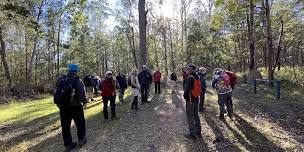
[112,92,115,96]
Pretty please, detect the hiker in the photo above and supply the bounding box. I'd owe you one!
[211,69,233,119]
[130,68,140,110]
[224,70,237,113]
[54,64,87,152]
[197,67,207,112]
[100,71,117,120]
[83,74,94,101]
[92,75,101,96]
[138,65,152,104]
[181,66,188,89]
[154,69,161,94]
[183,64,202,140]
[170,72,177,93]
[116,71,128,103]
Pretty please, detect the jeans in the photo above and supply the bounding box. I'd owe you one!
[102,96,116,119]
[118,89,125,102]
[218,92,233,116]
[186,99,201,135]
[141,86,149,103]
[199,89,206,111]
[59,106,86,147]
[155,82,161,94]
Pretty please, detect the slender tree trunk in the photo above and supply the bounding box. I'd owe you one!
[272,19,284,72]
[0,27,13,87]
[265,0,274,81]
[162,27,168,77]
[138,0,147,69]
[126,26,138,68]
[27,0,44,82]
[247,0,255,70]
[169,25,175,72]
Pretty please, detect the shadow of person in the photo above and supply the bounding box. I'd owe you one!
[204,114,242,152]
[230,114,285,152]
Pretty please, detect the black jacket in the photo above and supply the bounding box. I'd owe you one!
[138,70,152,87]
[183,72,199,102]
[116,74,127,89]
[170,73,177,81]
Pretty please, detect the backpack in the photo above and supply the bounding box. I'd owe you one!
[225,71,236,88]
[54,76,77,106]
[154,72,161,81]
[83,75,92,86]
[189,75,201,98]
[219,73,230,86]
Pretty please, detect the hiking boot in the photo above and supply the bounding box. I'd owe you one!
[65,142,77,152]
[78,137,87,147]
[130,107,134,110]
[135,108,140,111]
[184,134,197,140]
[219,115,224,120]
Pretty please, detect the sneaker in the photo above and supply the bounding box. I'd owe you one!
[184,134,197,140]
[65,142,77,152]
[78,137,87,147]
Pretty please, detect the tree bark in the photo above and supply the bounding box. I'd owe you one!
[162,26,168,77]
[265,0,274,80]
[27,0,44,82]
[247,0,255,70]
[138,0,147,69]
[272,19,284,72]
[0,27,13,87]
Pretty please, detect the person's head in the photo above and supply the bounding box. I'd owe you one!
[68,64,79,74]
[105,71,113,79]
[132,68,138,75]
[199,67,207,74]
[187,64,197,73]
[142,65,147,71]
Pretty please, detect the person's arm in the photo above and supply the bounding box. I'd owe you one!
[183,76,194,100]
[76,79,87,104]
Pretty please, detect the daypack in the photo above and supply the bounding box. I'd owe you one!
[54,76,77,106]
[83,75,92,86]
[189,75,201,98]
[225,71,236,88]
[219,73,231,86]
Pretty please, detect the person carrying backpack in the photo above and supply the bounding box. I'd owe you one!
[116,72,127,103]
[130,68,140,110]
[138,65,152,104]
[100,71,117,120]
[154,69,161,94]
[212,69,233,119]
[183,64,202,140]
[92,75,101,97]
[53,64,87,152]
[197,67,207,112]
[170,72,177,93]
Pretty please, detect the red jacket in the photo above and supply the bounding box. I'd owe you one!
[154,71,161,82]
[100,78,116,97]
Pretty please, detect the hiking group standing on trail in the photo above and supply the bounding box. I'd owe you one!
[53,63,236,151]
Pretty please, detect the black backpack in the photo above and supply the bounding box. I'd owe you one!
[54,75,77,106]
[83,75,92,86]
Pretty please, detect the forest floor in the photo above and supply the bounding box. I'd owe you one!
[0,81,304,152]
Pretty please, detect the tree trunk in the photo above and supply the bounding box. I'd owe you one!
[162,27,168,77]
[27,0,44,82]
[138,0,147,69]
[265,0,274,81]
[0,27,13,87]
[56,18,62,77]
[247,0,255,70]
[169,25,175,72]
[126,26,138,68]
[272,19,284,72]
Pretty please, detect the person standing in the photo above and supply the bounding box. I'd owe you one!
[154,69,161,94]
[54,64,87,152]
[116,72,127,103]
[183,64,202,140]
[92,75,101,97]
[138,65,152,104]
[100,71,117,120]
[170,72,177,93]
[211,69,233,119]
[130,68,140,110]
[84,74,94,101]
[197,67,207,112]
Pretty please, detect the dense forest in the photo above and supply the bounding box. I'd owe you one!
[0,0,303,91]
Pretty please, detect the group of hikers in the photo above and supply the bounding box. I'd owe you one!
[53,63,236,151]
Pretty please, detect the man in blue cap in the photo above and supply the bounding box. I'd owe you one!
[54,64,87,152]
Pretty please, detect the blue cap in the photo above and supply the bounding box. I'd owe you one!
[68,64,79,72]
